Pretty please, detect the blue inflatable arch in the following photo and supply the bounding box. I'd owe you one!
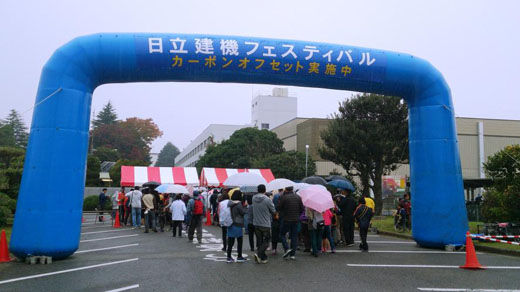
[11,33,468,259]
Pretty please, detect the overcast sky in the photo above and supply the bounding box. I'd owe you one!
[1,0,519,153]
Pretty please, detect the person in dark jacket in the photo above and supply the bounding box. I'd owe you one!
[354,197,374,252]
[210,190,219,224]
[226,190,247,263]
[338,189,357,246]
[277,187,304,259]
[245,194,256,252]
[98,188,107,222]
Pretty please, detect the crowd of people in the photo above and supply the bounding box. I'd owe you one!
[99,184,376,264]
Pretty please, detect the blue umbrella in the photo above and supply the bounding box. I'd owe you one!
[327,179,355,192]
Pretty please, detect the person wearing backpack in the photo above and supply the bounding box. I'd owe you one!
[218,190,233,252]
[354,197,374,252]
[187,190,205,243]
[306,207,324,257]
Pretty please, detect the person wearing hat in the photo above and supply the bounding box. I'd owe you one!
[187,190,206,243]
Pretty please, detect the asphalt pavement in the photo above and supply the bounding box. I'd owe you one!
[1,214,520,291]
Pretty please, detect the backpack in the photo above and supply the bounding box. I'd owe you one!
[193,199,203,215]
[219,201,233,227]
[312,211,325,229]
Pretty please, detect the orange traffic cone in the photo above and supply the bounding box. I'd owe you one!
[205,209,212,226]
[460,231,484,269]
[0,229,12,263]
[113,211,121,228]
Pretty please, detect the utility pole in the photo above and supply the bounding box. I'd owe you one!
[305,144,309,177]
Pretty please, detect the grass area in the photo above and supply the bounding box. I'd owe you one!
[372,216,411,235]
[372,216,520,251]
[474,240,520,251]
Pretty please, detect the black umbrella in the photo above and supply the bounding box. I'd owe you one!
[301,176,328,186]
[325,175,348,182]
[142,181,161,188]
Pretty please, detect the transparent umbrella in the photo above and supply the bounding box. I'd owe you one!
[223,172,267,187]
[266,178,295,192]
[155,184,189,194]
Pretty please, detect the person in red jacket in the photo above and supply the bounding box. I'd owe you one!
[117,187,125,224]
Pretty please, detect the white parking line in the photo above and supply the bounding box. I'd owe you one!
[0,258,139,285]
[334,250,472,254]
[81,228,134,235]
[81,223,112,226]
[347,264,520,269]
[81,225,113,230]
[418,288,520,291]
[76,243,139,254]
[80,234,138,242]
[106,284,140,292]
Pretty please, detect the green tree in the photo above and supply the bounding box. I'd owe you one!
[482,144,520,222]
[86,155,102,187]
[320,93,408,215]
[0,146,25,200]
[93,146,121,162]
[196,127,284,170]
[5,109,28,148]
[109,159,149,186]
[155,142,180,167]
[254,151,316,181]
[92,117,163,163]
[92,101,118,129]
[0,192,17,226]
[0,122,16,147]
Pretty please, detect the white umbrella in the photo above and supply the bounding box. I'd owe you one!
[266,178,295,192]
[155,184,189,194]
[223,172,267,187]
[294,183,312,191]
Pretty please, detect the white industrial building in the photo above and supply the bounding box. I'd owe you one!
[175,87,297,167]
[251,87,297,130]
[175,124,250,167]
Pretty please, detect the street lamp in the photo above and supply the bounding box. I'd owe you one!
[305,144,309,177]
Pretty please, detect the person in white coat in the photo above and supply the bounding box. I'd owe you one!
[170,194,187,237]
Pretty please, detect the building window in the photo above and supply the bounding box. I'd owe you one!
[261,123,269,130]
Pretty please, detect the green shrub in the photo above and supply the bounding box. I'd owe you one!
[0,205,10,227]
[0,192,16,212]
[83,195,112,211]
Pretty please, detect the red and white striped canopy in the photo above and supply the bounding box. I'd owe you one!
[200,168,275,187]
[120,166,199,187]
